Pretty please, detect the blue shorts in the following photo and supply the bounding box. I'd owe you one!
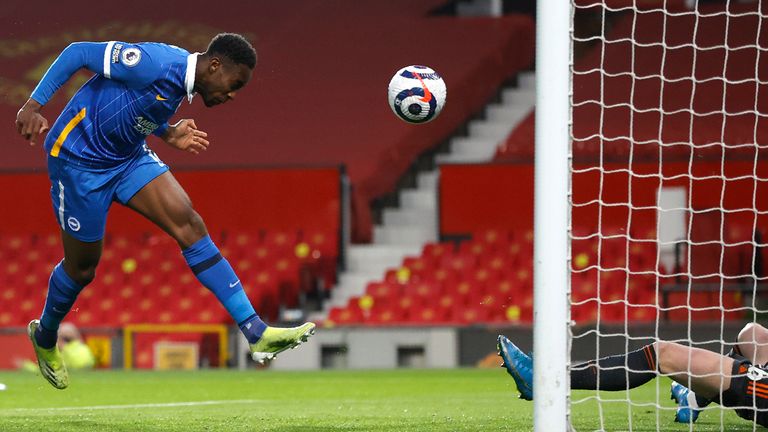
[47,144,169,242]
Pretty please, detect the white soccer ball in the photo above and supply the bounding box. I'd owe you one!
[387,65,447,124]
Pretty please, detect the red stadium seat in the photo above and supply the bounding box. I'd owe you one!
[441,253,476,275]
[404,281,441,300]
[263,230,298,252]
[459,241,491,262]
[445,280,484,307]
[402,256,434,280]
[422,242,454,264]
[424,267,459,287]
[302,229,338,257]
[229,231,259,250]
[410,305,449,324]
[4,234,32,259]
[368,305,405,326]
[327,306,363,326]
[475,229,512,252]
[449,305,489,324]
[366,282,401,309]
[489,279,521,302]
[502,242,529,265]
[152,283,176,308]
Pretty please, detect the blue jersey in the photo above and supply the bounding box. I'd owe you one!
[32,41,197,170]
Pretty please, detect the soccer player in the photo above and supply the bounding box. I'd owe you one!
[669,322,768,423]
[497,325,768,428]
[15,34,315,390]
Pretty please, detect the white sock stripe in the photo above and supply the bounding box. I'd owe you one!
[2,399,262,413]
[57,180,65,230]
[686,391,700,410]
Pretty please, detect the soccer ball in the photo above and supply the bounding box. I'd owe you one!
[387,65,447,124]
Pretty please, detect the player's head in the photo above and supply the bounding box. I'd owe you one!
[196,33,257,107]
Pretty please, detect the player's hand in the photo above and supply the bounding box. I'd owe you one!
[16,98,49,146]
[164,119,209,155]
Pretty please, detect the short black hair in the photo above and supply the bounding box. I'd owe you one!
[206,33,257,69]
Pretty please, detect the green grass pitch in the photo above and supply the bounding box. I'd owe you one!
[0,369,755,431]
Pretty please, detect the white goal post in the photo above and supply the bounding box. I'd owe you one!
[533,0,571,430]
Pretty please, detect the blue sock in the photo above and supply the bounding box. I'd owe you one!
[182,235,267,343]
[37,262,85,349]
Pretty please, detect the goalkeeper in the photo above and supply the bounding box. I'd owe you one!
[497,322,768,428]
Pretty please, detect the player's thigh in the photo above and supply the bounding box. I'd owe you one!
[117,150,205,245]
[124,171,192,228]
[658,341,734,399]
[116,146,186,227]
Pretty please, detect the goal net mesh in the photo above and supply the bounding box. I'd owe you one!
[569,1,768,429]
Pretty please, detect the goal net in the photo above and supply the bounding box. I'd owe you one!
[563,1,768,430]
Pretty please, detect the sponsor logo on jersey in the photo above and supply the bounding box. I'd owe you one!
[133,116,159,135]
[111,43,123,64]
[748,365,768,381]
[121,47,141,67]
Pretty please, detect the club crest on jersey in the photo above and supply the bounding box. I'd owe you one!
[121,47,141,67]
[67,216,81,232]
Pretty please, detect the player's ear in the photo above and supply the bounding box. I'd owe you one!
[208,57,222,73]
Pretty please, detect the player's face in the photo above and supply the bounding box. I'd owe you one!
[200,59,252,107]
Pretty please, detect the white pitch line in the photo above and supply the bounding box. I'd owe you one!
[2,399,262,413]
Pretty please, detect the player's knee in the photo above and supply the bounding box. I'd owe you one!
[68,265,97,286]
[654,341,673,368]
[738,322,767,344]
[171,208,208,248]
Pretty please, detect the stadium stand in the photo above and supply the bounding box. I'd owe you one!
[485,4,768,327]
[326,223,752,327]
[0,166,343,331]
[496,3,767,162]
[0,0,535,243]
[0,229,336,327]
[325,229,527,326]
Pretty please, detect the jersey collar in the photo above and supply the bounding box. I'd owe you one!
[185,53,199,103]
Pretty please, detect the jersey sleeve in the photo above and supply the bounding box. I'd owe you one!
[104,42,162,88]
[152,122,170,138]
[30,41,162,105]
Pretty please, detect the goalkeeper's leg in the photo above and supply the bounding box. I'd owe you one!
[498,338,735,402]
[672,322,768,423]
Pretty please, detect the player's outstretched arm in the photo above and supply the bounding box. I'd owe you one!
[16,99,49,146]
[17,42,110,146]
[160,119,210,155]
[30,42,107,107]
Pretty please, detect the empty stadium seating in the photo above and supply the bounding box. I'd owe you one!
[497,3,767,162]
[0,229,338,328]
[326,226,755,327]
[326,229,535,327]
